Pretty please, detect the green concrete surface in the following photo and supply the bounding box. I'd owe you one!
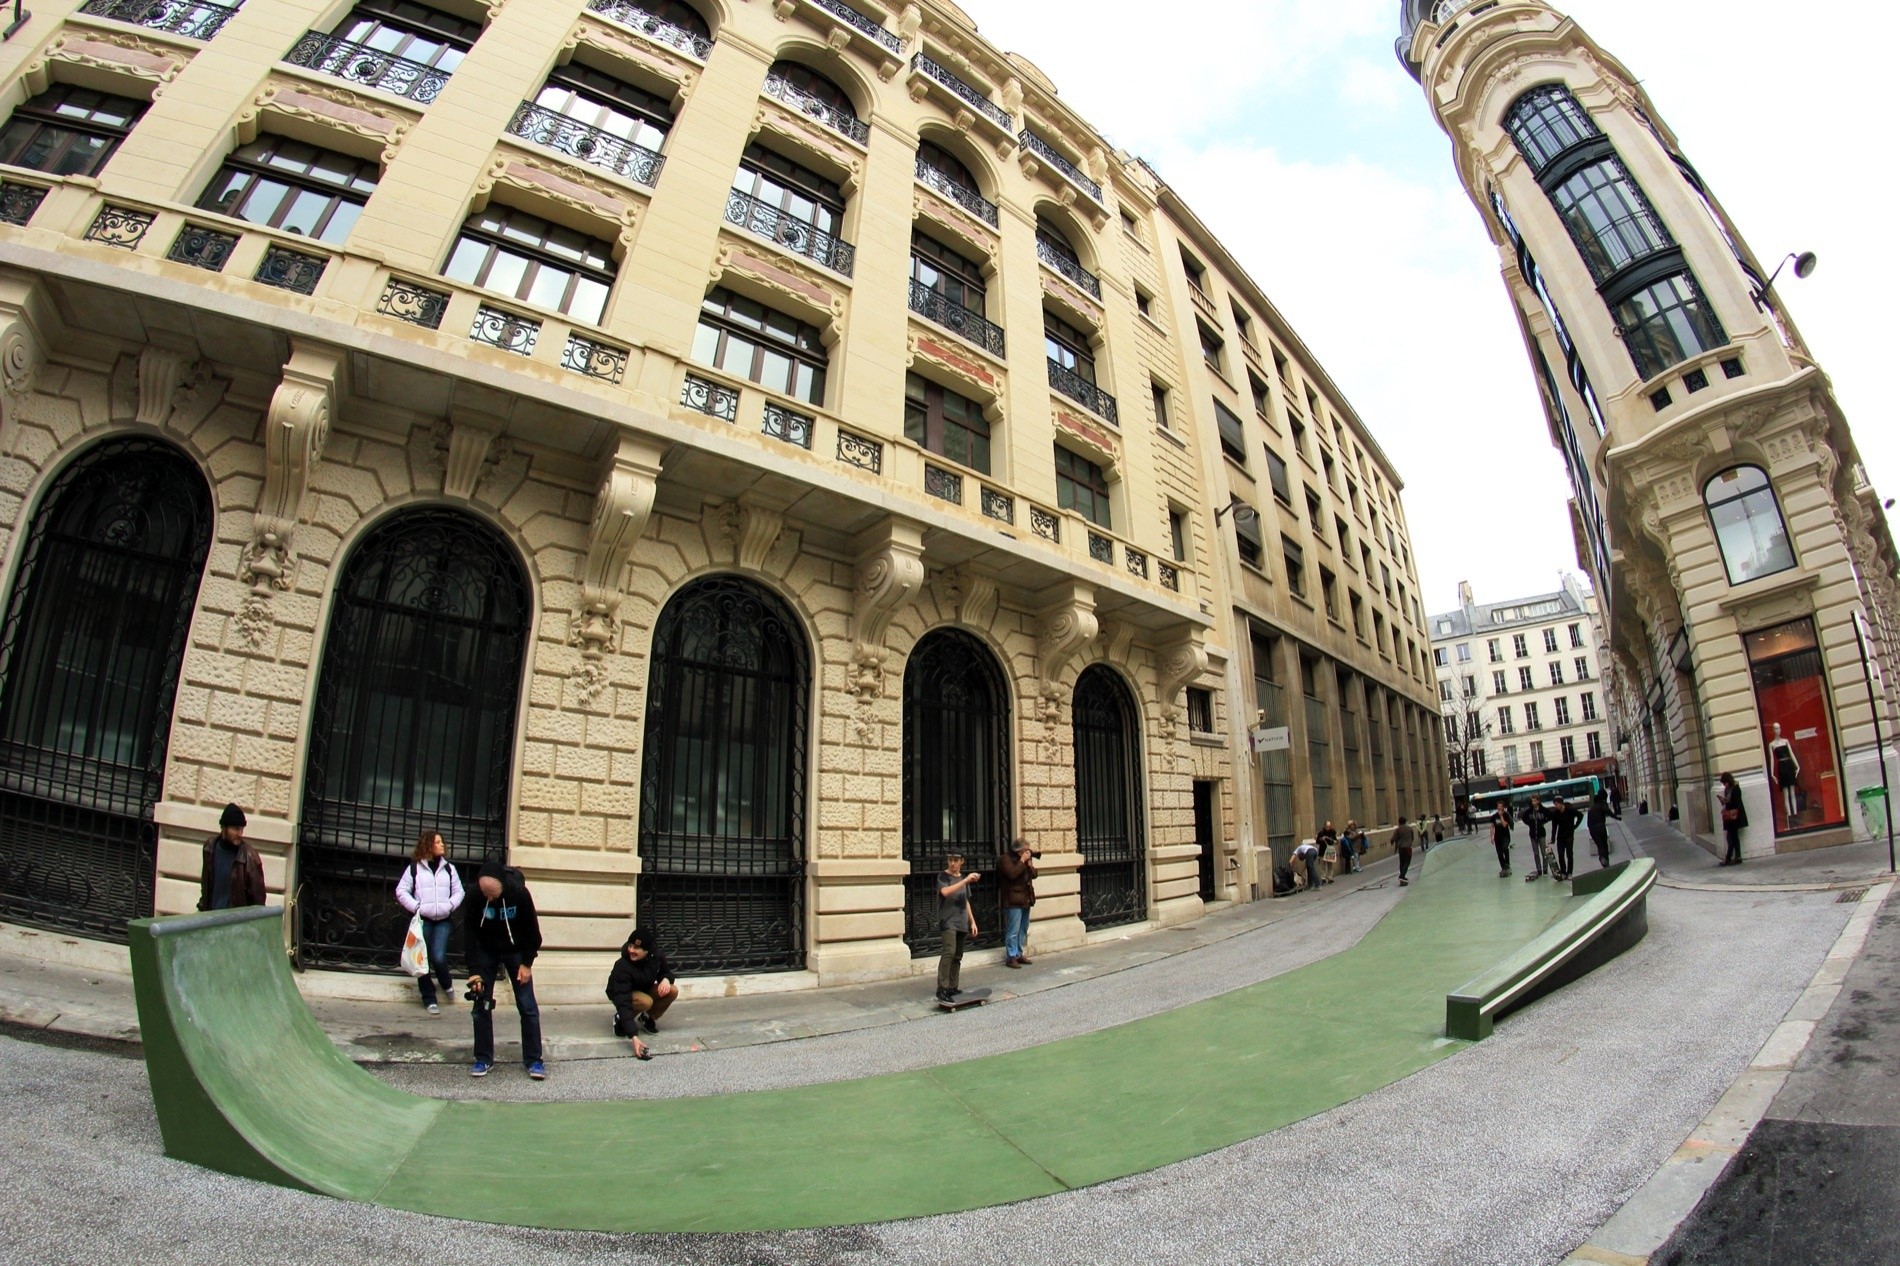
[131,839,1617,1233]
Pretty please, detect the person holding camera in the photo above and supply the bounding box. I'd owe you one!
[464,859,545,1080]
[936,852,980,1003]
[997,838,1038,969]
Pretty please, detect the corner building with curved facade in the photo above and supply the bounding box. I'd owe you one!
[1401,1,1900,855]
[0,0,1445,997]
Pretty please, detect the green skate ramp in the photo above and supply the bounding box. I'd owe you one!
[129,838,1644,1232]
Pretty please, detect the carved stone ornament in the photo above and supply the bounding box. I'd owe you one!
[241,342,343,598]
[574,433,666,661]
[938,566,998,630]
[44,31,184,86]
[1097,618,1137,667]
[848,519,927,707]
[0,295,45,424]
[1036,582,1099,727]
[439,415,507,501]
[713,498,785,572]
[1155,630,1209,738]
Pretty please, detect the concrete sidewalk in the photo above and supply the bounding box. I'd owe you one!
[0,846,1408,1063]
[1612,810,1897,890]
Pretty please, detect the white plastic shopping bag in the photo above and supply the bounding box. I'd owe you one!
[400,913,429,976]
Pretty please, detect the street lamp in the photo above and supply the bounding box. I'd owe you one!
[1752,250,1816,308]
[1214,501,1257,527]
[2,0,29,42]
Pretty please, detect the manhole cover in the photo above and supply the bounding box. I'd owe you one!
[1836,887,1869,904]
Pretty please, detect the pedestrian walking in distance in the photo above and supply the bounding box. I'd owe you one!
[465,859,546,1080]
[395,829,463,1014]
[997,839,1037,968]
[1718,772,1747,865]
[1586,790,1619,869]
[935,853,980,1003]
[1491,803,1514,877]
[198,803,264,911]
[1391,817,1417,887]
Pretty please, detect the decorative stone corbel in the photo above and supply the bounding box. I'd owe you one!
[573,433,665,670]
[440,411,506,501]
[234,343,343,646]
[1036,581,1098,728]
[1155,630,1209,738]
[848,518,927,717]
[135,347,186,427]
[942,566,998,630]
[1098,618,1137,667]
[717,497,785,572]
[0,295,45,431]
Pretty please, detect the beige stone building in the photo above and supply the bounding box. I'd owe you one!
[0,0,1440,998]
[1402,1,1900,856]
[1430,574,1612,804]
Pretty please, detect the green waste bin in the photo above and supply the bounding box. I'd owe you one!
[1858,786,1890,840]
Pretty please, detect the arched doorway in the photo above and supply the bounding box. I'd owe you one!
[902,628,1009,955]
[297,508,530,970]
[638,575,809,974]
[1073,664,1146,929]
[0,436,213,939]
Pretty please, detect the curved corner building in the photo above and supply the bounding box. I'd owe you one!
[0,0,1446,995]
[1400,1,1900,854]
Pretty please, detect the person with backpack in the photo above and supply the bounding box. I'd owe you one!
[395,829,464,1014]
[464,859,545,1080]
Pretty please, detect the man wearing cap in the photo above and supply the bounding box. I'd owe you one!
[198,803,266,911]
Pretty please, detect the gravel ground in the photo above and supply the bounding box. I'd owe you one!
[0,883,1849,1266]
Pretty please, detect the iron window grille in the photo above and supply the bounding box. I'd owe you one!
[910,234,1003,355]
[729,143,854,274]
[762,62,868,144]
[637,576,811,974]
[681,373,739,422]
[288,0,476,103]
[0,85,146,178]
[166,223,239,271]
[517,61,672,170]
[1034,219,1101,299]
[836,428,882,473]
[506,102,664,187]
[761,400,813,448]
[84,205,155,249]
[924,463,963,504]
[469,304,540,355]
[562,331,627,383]
[1029,505,1061,542]
[377,276,449,328]
[1045,312,1116,423]
[1075,665,1147,929]
[584,0,711,59]
[909,280,1005,357]
[0,437,212,942]
[915,146,997,226]
[0,181,48,225]
[79,0,240,40]
[807,0,898,53]
[981,487,1013,523]
[1055,444,1111,529]
[442,206,616,324]
[905,372,991,474]
[1088,531,1113,563]
[1019,127,1101,202]
[283,32,455,103]
[196,135,379,244]
[692,286,828,406]
[254,245,328,294]
[910,53,1010,130]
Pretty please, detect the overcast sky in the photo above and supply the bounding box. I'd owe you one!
[955,0,1898,617]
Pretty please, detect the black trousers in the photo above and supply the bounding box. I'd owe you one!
[1591,831,1610,868]
[1493,834,1511,871]
[1397,846,1412,881]
[1555,837,1574,877]
[1724,826,1742,863]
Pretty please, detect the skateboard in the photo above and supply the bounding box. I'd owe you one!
[937,987,991,1011]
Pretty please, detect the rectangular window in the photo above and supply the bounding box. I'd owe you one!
[1613,270,1728,381]
[1181,249,1208,295]
[1232,498,1263,567]
[198,136,380,245]
[445,205,617,324]
[1493,670,1508,694]
[1497,707,1515,736]
[1560,735,1576,764]
[1530,739,1547,769]
[1576,656,1591,680]
[1265,447,1292,504]
[1456,643,1471,663]
[910,232,987,314]
[1462,675,1477,696]
[1250,375,1271,419]
[1586,731,1603,759]
[0,85,147,178]
[1054,445,1111,528]
[1568,622,1584,649]
[1519,667,1535,691]
[1487,638,1502,663]
[1581,691,1598,721]
[1513,633,1529,659]
[1524,701,1541,731]
[690,285,827,403]
[1503,745,1519,774]
[1440,681,1453,703]
[1473,749,1488,777]
[1434,647,1450,668]
[1135,288,1153,318]
[1198,321,1225,375]
[1336,516,1352,557]
[1282,536,1305,597]
[1152,381,1170,430]
[1549,661,1565,686]
[1320,566,1338,621]
[1350,591,1365,637]
[1169,509,1188,562]
[904,372,991,473]
[1543,628,1559,653]
[1185,687,1214,734]
[1554,696,1571,725]
[1373,611,1387,656]
[1213,398,1246,463]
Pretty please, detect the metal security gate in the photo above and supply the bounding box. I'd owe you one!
[902,628,1008,956]
[297,509,529,971]
[638,576,808,974]
[0,438,212,940]
[1074,664,1146,928]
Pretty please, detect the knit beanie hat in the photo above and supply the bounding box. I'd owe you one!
[220,803,247,830]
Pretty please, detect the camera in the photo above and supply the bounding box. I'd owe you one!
[1029,850,1042,859]
[463,984,494,1011]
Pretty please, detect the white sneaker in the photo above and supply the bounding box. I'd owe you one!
[427,1003,440,1015]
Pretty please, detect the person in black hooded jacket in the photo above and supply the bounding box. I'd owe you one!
[605,926,675,1058]
[463,859,545,1079]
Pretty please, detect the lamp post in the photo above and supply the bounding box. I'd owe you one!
[1752,250,1816,308]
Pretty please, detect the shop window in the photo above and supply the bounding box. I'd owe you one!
[1705,466,1796,585]
[1746,618,1846,836]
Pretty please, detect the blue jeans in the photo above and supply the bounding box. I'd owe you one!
[1003,906,1030,960]
[416,917,453,1005]
[470,948,542,1065]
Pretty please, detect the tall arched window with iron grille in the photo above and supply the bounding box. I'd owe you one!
[297,508,530,970]
[0,437,212,939]
[638,575,809,974]
[1072,663,1146,929]
[902,627,1010,955]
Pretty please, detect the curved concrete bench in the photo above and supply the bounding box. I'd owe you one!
[129,840,1643,1232]
[1444,858,1657,1041]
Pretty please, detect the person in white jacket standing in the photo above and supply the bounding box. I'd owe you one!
[396,829,465,1013]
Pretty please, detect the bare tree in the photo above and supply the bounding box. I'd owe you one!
[1442,677,1493,828]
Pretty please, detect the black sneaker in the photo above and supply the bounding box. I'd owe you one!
[638,1012,657,1034]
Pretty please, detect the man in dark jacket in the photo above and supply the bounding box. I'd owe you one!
[198,803,265,911]
[464,859,544,1080]
[605,927,674,1059]
[1549,796,1583,881]
[997,839,1037,968]
[1586,790,1620,869]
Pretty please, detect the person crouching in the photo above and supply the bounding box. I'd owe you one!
[605,927,675,1060]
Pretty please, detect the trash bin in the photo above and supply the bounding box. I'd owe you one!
[1858,786,1890,840]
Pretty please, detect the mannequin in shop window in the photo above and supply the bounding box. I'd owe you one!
[1767,722,1800,822]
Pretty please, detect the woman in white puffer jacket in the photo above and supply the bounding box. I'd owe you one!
[396,829,465,1013]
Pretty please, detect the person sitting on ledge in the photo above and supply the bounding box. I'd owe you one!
[606,927,675,1060]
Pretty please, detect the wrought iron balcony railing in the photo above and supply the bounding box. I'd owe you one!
[807,0,899,53]
[910,53,1011,131]
[585,0,711,58]
[725,189,855,275]
[79,0,240,40]
[762,72,869,144]
[914,157,997,227]
[1047,359,1117,425]
[908,280,1004,357]
[284,32,452,104]
[1020,128,1101,202]
[1035,235,1101,300]
[506,102,665,186]
[0,182,48,226]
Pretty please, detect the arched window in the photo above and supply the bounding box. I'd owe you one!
[639,576,809,974]
[298,508,530,970]
[1503,84,1599,176]
[645,0,709,37]
[0,437,212,939]
[1705,465,1796,585]
[902,628,1009,955]
[918,141,978,194]
[1073,665,1146,929]
[916,139,997,227]
[763,60,864,142]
